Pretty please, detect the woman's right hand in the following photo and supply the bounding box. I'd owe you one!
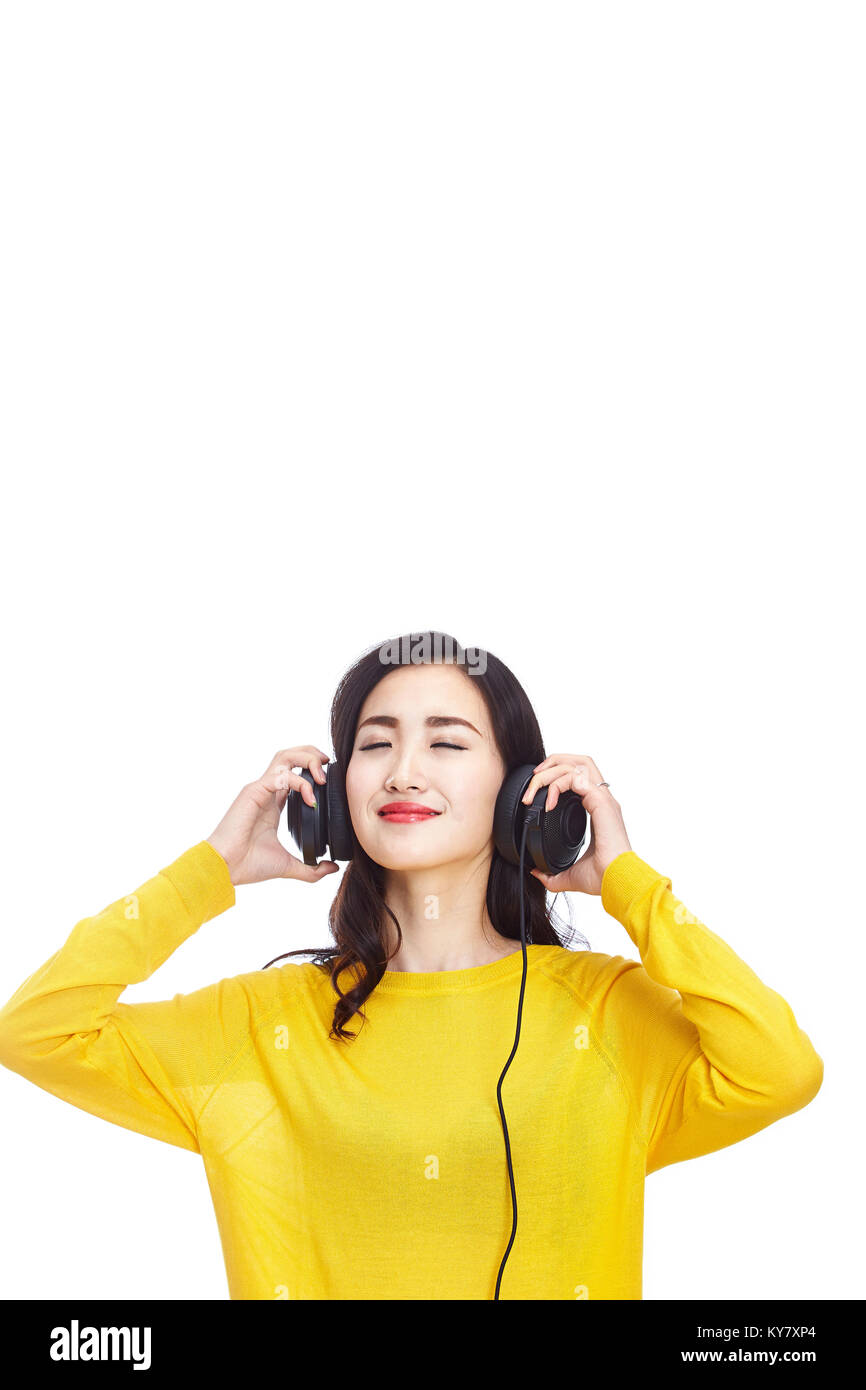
[206,746,340,887]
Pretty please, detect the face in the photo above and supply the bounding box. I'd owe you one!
[345,663,506,872]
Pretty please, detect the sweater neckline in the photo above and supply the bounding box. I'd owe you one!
[374,942,552,993]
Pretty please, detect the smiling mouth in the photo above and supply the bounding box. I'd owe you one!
[378,807,442,822]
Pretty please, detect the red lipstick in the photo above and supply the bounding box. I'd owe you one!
[379,801,441,823]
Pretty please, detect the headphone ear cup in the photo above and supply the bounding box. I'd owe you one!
[325,759,355,861]
[494,763,588,874]
[284,762,356,865]
[493,765,536,866]
[538,788,587,875]
[285,769,327,865]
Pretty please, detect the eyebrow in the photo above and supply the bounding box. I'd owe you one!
[357,715,482,737]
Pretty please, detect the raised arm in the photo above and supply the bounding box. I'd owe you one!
[596,851,824,1173]
[523,754,823,1174]
[0,841,241,1151]
[0,744,341,1151]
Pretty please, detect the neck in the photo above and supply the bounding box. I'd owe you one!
[381,851,517,972]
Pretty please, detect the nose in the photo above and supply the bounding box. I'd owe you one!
[385,749,428,794]
[386,772,425,793]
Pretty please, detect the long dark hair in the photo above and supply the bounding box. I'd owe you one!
[262,631,589,1040]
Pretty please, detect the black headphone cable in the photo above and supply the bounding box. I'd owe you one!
[493,815,531,1300]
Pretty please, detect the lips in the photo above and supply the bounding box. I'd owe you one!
[379,802,442,821]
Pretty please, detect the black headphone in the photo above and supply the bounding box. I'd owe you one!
[286,760,587,876]
[285,760,588,1299]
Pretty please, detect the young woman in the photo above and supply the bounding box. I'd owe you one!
[0,632,823,1300]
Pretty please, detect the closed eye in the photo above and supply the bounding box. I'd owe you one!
[359,741,468,751]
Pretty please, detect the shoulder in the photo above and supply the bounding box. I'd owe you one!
[271,957,336,998]
[192,958,334,1020]
[536,943,686,1049]
[534,942,652,1007]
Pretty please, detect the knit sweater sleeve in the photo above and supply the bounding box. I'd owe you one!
[595,852,823,1174]
[0,841,252,1153]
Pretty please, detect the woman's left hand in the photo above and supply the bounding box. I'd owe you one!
[522,753,633,896]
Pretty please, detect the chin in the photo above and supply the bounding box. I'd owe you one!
[355,824,445,871]
[369,845,446,872]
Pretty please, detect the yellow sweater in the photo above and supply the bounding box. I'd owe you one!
[0,841,822,1300]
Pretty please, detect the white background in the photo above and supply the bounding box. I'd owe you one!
[0,2,861,1302]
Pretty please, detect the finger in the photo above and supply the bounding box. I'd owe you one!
[570,763,612,801]
[521,761,575,805]
[296,771,319,807]
[537,757,609,806]
[530,867,569,891]
[310,753,330,783]
[532,754,579,770]
[299,752,331,798]
[297,748,331,788]
[570,757,604,786]
[543,772,578,812]
[262,765,318,807]
[533,754,598,773]
[521,766,554,804]
[284,856,340,882]
[267,747,330,779]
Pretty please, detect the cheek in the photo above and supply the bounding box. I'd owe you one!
[446,768,500,828]
[343,764,366,818]
[345,762,390,828]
